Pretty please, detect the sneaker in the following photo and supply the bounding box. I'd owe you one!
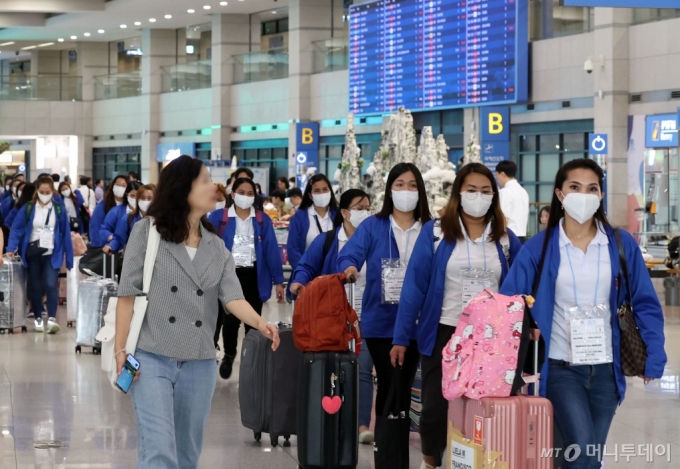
[46,318,60,334]
[34,318,44,333]
[359,429,374,445]
[27,310,35,318]
[219,355,235,380]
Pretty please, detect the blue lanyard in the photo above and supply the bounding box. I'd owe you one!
[464,228,487,271]
[565,243,601,307]
[389,216,414,263]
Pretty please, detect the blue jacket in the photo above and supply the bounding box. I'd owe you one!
[4,206,18,228]
[291,226,343,286]
[7,200,74,270]
[1,197,15,219]
[107,212,141,252]
[287,206,338,271]
[101,204,128,245]
[1,190,10,201]
[337,215,422,340]
[393,220,522,356]
[89,202,120,247]
[499,225,667,404]
[208,209,285,302]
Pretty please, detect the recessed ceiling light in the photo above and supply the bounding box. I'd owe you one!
[149,18,156,22]
[21,45,37,50]
[120,24,127,28]
[70,35,77,40]
[98,29,105,33]
[272,10,277,14]
[58,38,64,42]
[84,32,91,36]
[165,14,172,19]
[0,42,15,46]
[38,42,54,47]
[134,22,141,26]
[203,5,211,9]
[188,9,195,13]
[220,1,228,5]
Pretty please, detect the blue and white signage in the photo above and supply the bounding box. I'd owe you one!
[588,134,608,155]
[645,114,679,148]
[156,142,196,163]
[563,1,680,7]
[481,142,510,174]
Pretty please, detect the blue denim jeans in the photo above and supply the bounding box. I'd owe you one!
[130,349,217,469]
[546,359,619,469]
[358,339,374,428]
[26,255,58,318]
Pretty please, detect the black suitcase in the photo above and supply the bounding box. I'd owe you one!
[238,324,301,447]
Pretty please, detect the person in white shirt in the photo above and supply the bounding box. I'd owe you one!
[496,160,530,242]
[77,176,97,214]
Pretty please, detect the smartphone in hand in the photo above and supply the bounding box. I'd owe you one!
[116,354,140,393]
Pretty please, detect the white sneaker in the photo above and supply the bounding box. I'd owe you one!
[46,318,60,334]
[34,318,44,333]
[359,430,374,445]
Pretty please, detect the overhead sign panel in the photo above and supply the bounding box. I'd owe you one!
[562,1,680,7]
[645,114,678,148]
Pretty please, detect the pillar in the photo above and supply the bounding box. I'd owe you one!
[593,8,632,227]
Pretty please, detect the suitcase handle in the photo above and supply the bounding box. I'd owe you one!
[348,275,356,354]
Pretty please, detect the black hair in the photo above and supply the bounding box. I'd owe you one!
[128,171,139,180]
[255,183,263,194]
[103,174,130,212]
[125,181,143,198]
[79,175,91,186]
[51,173,60,182]
[334,189,370,228]
[95,178,104,185]
[539,205,550,220]
[299,174,338,211]
[270,189,286,202]
[13,173,24,181]
[233,167,254,180]
[376,163,432,224]
[37,173,51,179]
[495,160,517,179]
[15,183,35,209]
[232,177,257,195]
[289,187,303,199]
[147,155,215,243]
[277,176,290,189]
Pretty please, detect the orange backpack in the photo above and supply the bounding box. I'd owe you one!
[293,273,361,353]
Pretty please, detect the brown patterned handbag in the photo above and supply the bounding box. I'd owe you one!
[614,229,648,377]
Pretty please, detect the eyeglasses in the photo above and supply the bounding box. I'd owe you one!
[462,190,494,200]
[350,205,375,213]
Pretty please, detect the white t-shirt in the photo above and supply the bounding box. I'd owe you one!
[306,206,333,249]
[439,223,503,326]
[390,215,421,263]
[30,201,57,256]
[185,246,198,261]
[499,179,530,237]
[228,206,255,237]
[63,197,78,219]
[550,220,612,362]
[338,226,367,291]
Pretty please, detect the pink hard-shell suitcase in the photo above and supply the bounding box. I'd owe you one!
[448,340,553,469]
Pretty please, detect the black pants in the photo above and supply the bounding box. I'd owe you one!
[365,338,419,421]
[420,324,456,467]
[214,265,263,358]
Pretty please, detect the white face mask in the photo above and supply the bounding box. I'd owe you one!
[391,190,419,213]
[312,192,332,208]
[347,209,370,228]
[113,185,126,198]
[226,185,233,195]
[38,193,52,204]
[215,201,227,211]
[12,186,17,195]
[561,192,601,225]
[234,193,255,210]
[460,192,493,218]
[138,200,151,213]
[61,189,71,198]
[17,190,22,198]
[128,196,137,209]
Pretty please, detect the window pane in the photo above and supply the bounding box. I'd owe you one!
[521,155,536,181]
[562,152,583,164]
[563,133,586,152]
[538,153,560,182]
[520,135,537,152]
[259,148,272,161]
[539,185,554,205]
[244,149,257,161]
[539,134,560,152]
[327,145,342,159]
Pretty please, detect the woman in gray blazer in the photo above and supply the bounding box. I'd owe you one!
[115,155,280,469]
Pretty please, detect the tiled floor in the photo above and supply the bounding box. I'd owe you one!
[0,280,679,468]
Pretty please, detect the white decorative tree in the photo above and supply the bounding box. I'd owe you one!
[419,127,456,217]
[337,113,364,194]
[462,134,482,166]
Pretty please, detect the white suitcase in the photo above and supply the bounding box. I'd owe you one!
[0,257,28,334]
[67,257,85,327]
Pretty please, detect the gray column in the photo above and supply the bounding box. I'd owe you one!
[593,8,632,227]
[211,14,250,161]
[140,29,176,183]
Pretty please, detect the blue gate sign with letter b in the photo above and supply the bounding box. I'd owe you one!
[589,134,608,155]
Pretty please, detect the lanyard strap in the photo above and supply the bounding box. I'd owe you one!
[464,229,488,271]
[565,243,601,307]
[388,216,414,263]
[313,215,323,234]
[43,207,53,227]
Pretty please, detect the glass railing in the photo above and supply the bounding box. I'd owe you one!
[0,75,82,101]
[233,48,289,84]
[161,60,212,93]
[632,8,680,25]
[94,71,142,100]
[312,37,349,73]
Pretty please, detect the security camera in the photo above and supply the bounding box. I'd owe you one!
[15,50,19,56]
[584,58,594,74]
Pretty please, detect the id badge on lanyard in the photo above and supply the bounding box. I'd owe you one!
[39,207,55,249]
[460,268,495,308]
[381,220,413,304]
[345,284,365,318]
[564,244,612,365]
[233,234,255,268]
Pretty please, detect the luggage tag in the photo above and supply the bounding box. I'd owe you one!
[232,234,255,268]
[321,373,342,414]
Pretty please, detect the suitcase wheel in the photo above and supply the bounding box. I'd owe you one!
[93,347,100,355]
[75,345,81,354]
[0,329,5,335]
[253,431,261,442]
[66,321,73,328]
[270,435,278,447]
[21,326,26,333]
[283,435,291,447]
[7,329,13,335]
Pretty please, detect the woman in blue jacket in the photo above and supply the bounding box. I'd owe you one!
[500,158,666,469]
[99,181,141,248]
[88,174,129,247]
[103,183,155,254]
[7,175,74,334]
[208,177,285,379]
[290,188,376,444]
[286,174,338,272]
[5,183,34,228]
[58,181,84,234]
[338,162,432,465]
[391,163,522,469]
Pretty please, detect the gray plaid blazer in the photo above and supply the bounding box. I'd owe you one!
[118,217,244,360]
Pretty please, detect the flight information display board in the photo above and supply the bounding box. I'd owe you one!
[349,0,528,115]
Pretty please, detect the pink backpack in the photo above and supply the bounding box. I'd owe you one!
[442,290,528,401]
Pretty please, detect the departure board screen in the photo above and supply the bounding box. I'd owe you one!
[349,0,528,115]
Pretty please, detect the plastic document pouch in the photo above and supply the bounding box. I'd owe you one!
[39,228,55,250]
[460,267,495,308]
[382,259,406,304]
[566,304,612,365]
[232,235,255,267]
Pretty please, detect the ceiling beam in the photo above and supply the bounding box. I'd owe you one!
[0,0,106,13]
[0,13,47,27]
